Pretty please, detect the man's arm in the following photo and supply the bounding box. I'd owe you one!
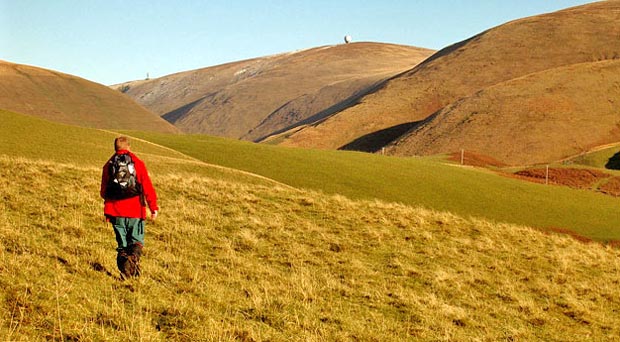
[100,162,109,199]
[136,158,159,216]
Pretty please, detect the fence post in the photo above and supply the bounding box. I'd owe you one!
[545,165,549,185]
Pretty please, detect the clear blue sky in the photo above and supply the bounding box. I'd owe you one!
[1,0,595,85]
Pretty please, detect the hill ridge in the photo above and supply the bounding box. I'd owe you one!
[117,42,435,139]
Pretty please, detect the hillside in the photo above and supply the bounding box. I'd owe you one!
[567,143,620,169]
[386,59,620,165]
[0,60,178,133]
[1,107,620,340]
[3,106,620,241]
[0,109,276,187]
[1,156,619,340]
[114,42,434,140]
[128,131,620,242]
[277,1,620,162]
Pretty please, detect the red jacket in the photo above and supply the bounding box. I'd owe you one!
[100,150,158,219]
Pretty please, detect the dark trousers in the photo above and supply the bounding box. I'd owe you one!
[109,217,144,278]
[110,217,145,250]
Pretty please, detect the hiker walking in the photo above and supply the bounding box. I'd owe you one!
[100,136,159,279]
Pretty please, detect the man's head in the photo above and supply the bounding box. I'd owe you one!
[114,136,131,152]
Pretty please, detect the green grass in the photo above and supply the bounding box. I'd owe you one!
[0,109,278,188]
[566,145,620,169]
[2,109,618,240]
[2,108,620,340]
[127,131,620,242]
[1,156,619,341]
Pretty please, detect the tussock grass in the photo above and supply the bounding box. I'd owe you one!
[1,156,619,341]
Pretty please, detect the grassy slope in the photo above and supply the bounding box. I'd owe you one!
[0,109,276,187]
[117,42,433,139]
[2,109,620,340]
[128,132,620,242]
[567,144,620,169]
[0,61,178,133]
[387,60,620,165]
[1,157,619,341]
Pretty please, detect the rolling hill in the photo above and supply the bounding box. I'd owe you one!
[114,42,434,140]
[3,2,620,339]
[0,60,178,133]
[2,108,620,241]
[0,110,619,340]
[127,130,620,242]
[386,59,620,165]
[277,1,620,164]
[0,108,276,187]
[2,156,619,340]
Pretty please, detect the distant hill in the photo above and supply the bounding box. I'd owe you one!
[277,1,620,164]
[114,42,434,140]
[0,60,178,133]
[387,59,620,165]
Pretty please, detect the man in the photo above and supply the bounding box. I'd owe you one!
[100,136,159,279]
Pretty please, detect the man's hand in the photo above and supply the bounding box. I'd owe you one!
[151,210,158,221]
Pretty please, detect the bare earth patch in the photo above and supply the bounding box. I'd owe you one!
[447,152,620,198]
[504,167,620,197]
[513,168,609,188]
[599,176,620,197]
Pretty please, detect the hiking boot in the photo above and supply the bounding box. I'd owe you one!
[128,243,143,259]
[117,244,143,280]
[127,243,143,277]
[116,250,133,280]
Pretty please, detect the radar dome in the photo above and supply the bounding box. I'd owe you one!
[344,35,352,44]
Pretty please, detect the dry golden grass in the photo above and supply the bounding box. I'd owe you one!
[1,155,619,341]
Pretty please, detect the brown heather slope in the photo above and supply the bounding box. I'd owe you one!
[115,42,434,140]
[277,1,620,152]
[0,60,178,133]
[386,60,620,165]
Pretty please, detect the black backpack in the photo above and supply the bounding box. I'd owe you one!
[106,153,142,200]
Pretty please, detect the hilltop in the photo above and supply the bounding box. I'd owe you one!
[114,42,434,140]
[0,60,178,133]
[277,1,620,165]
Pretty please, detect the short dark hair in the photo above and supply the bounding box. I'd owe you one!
[114,136,130,151]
